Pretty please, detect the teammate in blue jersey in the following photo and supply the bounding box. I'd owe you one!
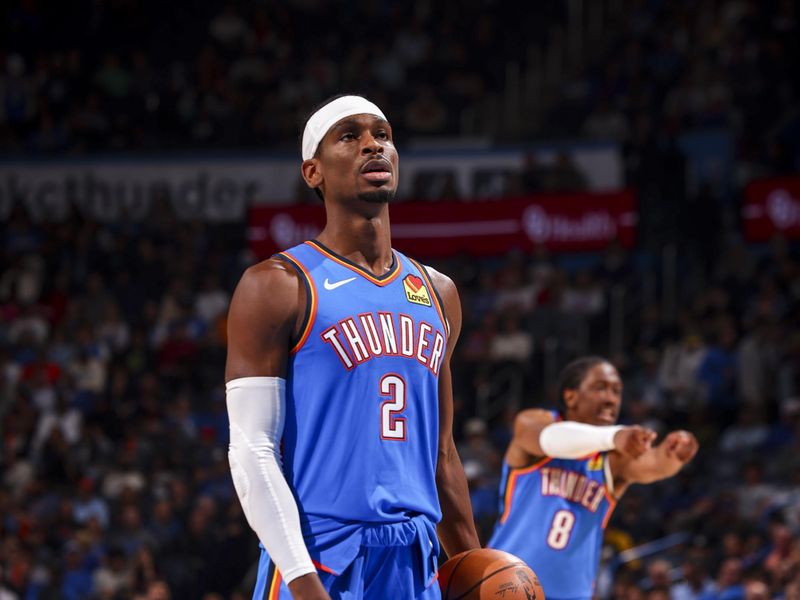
[488,356,698,600]
[225,95,480,600]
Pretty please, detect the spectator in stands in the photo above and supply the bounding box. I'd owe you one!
[641,558,674,591]
[495,260,538,315]
[700,558,744,600]
[93,545,133,599]
[671,554,715,600]
[520,153,547,194]
[582,99,629,142]
[736,320,779,410]
[457,418,500,537]
[561,269,606,316]
[488,312,533,365]
[736,459,781,522]
[543,152,584,191]
[72,476,109,529]
[718,408,769,456]
[696,320,739,424]
[658,330,707,412]
[405,85,448,134]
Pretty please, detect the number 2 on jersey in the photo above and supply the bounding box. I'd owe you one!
[380,374,406,440]
[547,509,576,549]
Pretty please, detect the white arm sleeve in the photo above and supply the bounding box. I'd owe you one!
[538,421,624,459]
[226,377,315,584]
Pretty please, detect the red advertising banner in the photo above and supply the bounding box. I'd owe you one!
[742,177,800,242]
[248,191,638,259]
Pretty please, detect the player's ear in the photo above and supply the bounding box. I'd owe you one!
[301,158,323,189]
[563,389,578,411]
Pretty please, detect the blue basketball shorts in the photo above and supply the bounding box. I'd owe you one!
[252,525,441,600]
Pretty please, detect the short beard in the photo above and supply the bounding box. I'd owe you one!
[358,188,396,204]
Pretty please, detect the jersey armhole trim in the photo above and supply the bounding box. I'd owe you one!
[601,490,618,529]
[603,452,615,497]
[275,252,317,354]
[499,457,552,524]
[508,455,552,475]
[407,258,449,337]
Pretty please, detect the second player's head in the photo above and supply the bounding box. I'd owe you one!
[556,356,622,425]
[300,94,398,206]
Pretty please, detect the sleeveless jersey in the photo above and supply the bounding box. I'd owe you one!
[277,240,448,539]
[488,414,616,600]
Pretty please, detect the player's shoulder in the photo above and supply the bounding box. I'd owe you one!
[233,256,302,306]
[242,255,300,283]
[506,408,557,466]
[514,408,557,430]
[415,261,457,296]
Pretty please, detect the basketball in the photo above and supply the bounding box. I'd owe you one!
[438,548,545,600]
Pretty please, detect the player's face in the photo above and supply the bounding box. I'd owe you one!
[309,113,398,204]
[567,362,622,425]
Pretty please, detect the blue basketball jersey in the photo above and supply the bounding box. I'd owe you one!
[275,240,447,569]
[488,416,616,600]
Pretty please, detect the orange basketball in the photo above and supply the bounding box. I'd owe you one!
[438,548,545,600]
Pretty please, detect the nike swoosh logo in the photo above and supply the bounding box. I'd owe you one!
[323,277,357,291]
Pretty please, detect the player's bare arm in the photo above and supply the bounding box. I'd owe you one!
[429,267,481,556]
[609,430,699,496]
[226,258,302,380]
[505,409,556,467]
[226,259,331,600]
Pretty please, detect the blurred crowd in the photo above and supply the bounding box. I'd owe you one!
[550,0,799,181]
[0,0,566,153]
[1,0,800,598]
[1,0,797,181]
[1,209,251,599]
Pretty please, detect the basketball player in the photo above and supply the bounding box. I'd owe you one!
[225,95,480,600]
[488,356,698,600]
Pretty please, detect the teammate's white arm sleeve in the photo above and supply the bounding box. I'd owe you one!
[538,421,624,459]
[226,377,316,584]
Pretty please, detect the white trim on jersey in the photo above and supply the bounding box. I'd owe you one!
[604,451,615,496]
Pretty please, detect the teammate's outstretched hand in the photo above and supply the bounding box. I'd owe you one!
[662,430,699,463]
[613,426,657,458]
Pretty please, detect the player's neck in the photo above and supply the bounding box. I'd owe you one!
[317,207,393,277]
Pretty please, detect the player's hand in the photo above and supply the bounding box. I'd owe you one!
[613,426,657,458]
[287,573,331,600]
[662,430,699,463]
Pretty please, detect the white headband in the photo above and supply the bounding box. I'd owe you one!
[301,95,387,160]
